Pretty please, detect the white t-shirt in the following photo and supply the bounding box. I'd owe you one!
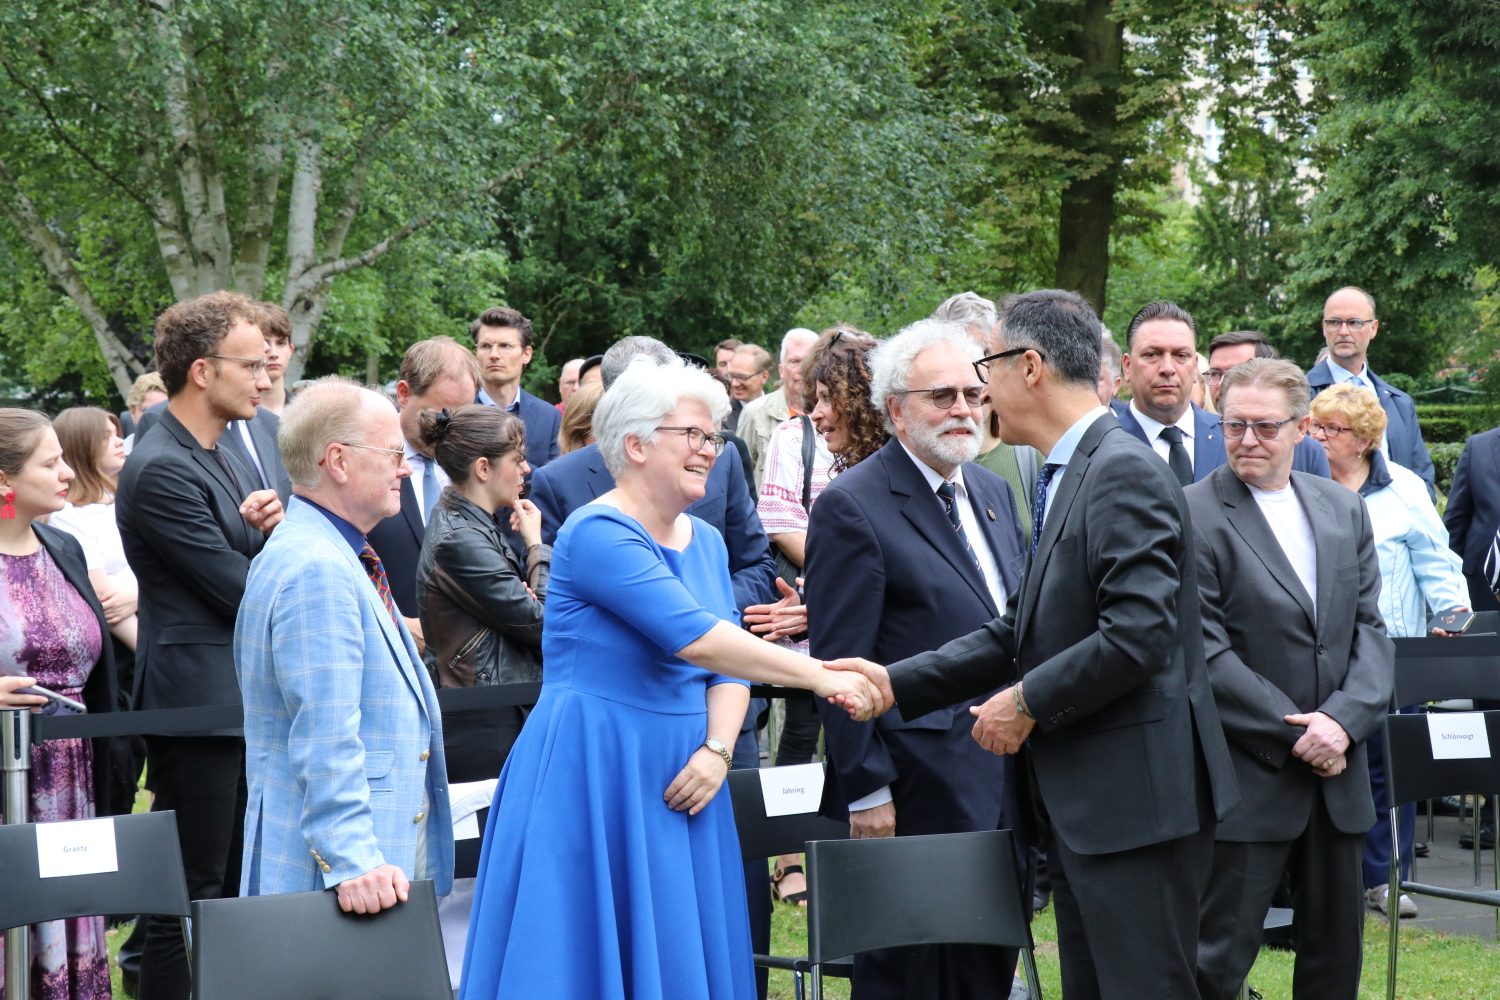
[47,500,137,591]
[1248,482,1316,617]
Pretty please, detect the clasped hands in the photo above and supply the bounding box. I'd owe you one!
[1287,710,1351,777]
[821,662,1037,756]
[820,658,895,721]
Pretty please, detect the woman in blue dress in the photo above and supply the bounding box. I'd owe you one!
[459,356,883,1000]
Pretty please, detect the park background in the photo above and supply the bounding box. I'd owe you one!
[2,1,1498,503]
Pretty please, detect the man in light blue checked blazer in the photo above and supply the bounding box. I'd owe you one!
[235,376,452,913]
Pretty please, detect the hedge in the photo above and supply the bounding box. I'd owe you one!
[1415,404,1498,441]
[1430,442,1465,497]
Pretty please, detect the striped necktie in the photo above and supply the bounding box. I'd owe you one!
[358,541,402,629]
[935,481,982,574]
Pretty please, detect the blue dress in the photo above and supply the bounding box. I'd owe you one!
[458,505,756,1000]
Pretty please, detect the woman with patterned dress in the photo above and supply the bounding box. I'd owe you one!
[0,409,119,1000]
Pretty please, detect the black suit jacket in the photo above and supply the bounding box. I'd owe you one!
[806,439,1027,831]
[34,522,120,809]
[886,412,1239,855]
[1443,427,1500,611]
[367,476,427,619]
[1186,465,1392,840]
[219,407,292,500]
[116,408,264,713]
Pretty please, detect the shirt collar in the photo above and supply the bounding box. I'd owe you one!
[1044,406,1110,468]
[897,439,968,496]
[297,496,367,555]
[1327,359,1373,385]
[477,385,522,412]
[1128,399,1195,441]
[402,434,425,465]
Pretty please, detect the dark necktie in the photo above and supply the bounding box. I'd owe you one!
[935,481,982,575]
[358,541,403,629]
[1029,463,1063,560]
[1157,425,1193,487]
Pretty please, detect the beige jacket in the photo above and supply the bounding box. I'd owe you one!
[739,386,790,489]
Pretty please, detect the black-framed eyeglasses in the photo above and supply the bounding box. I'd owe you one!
[973,347,1046,384]
[893,385,985,409]
[727,371,767,384]
[206,354,268,377]
[655,426,726,455]
[1218,417,1296,441]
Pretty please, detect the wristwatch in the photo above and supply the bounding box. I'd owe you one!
[702,738,733,769]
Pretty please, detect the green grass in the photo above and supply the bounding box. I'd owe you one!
[766,901,1500,999]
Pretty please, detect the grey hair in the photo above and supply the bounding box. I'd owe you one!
[994,289,1102,388]
[867,319,982,433]
[1218,357,1312,420]
[779,328,818,363]
[601,336,678,389]
[931,291,998,341]
[594,355,731,477]
[279,375,393,488]
[1100,331,1124,379]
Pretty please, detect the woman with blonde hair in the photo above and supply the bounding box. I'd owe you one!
[557,381,603,455]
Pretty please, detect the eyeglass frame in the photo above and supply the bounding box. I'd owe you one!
[205,354,269,378]
[891,385,986,409]
[330,442,408,464]
[1321,318,1374,332]
[727,369,770,384]
[973,346,1047,384]
[654,426,727,456]
[1216,417,1298,441]
[1309,421,1359,440]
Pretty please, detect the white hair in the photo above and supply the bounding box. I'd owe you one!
[779,328,818,363]
[594,356,731,477]
[930,292,998,338]
[868,319,982,433]
[279,375,393,488]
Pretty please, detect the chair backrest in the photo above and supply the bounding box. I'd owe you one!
[805,829,1030,964]
[1392,635,1500,706]
[727,766,849,862]
[0,811,189,931]
[191,879,451,1000]
[1385,711,1500,808]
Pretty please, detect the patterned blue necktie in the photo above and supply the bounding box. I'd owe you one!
[1030,463,1063,561]
[421,455,438,525]
[935,481,982,574]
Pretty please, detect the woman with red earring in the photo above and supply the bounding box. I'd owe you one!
[0,408,119,1000]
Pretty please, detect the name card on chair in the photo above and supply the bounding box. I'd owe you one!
[36,817,119,878]
[759,763,825,817]
[1428,712,1492,760]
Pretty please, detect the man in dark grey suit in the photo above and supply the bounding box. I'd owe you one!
[842,290,1239,1000]
[1188,358,1393,1000]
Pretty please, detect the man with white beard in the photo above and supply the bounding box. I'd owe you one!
[804,319,1030,1000]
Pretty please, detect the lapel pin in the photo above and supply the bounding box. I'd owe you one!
[987,508,996,520]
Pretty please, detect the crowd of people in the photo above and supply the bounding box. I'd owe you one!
[0,278,1487,1000]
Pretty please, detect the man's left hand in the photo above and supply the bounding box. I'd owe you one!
[1285,710,1350,769]
[970,684,1035,755]
[240,490,284,534]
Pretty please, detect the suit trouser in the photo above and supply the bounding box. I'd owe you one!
[1047,755,1215,1000]
[139,736,247,1000]
[1196,796,1365,1000]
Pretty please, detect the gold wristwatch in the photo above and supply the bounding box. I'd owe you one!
[703,738,733,768]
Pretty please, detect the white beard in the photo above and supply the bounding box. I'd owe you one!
[908,415,982,468]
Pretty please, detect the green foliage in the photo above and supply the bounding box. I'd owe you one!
[1430,442,1466,497]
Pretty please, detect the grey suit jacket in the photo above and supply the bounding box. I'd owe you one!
[1185,464,1393,841]
[887,412,1240,856]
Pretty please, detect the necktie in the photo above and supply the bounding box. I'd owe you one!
[1158,425,1193,487]
[1350,375,1366,389]
[421,456,438,525]
[358,541,402,629]
[935,481,982,575]
[1029,463,1063,560]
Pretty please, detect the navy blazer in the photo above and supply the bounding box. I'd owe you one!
[135,401,292,500]
[1307,360,1434,495]
[366,476,426,619]
[529,441,776,614]
[477,386,561,472]
[805,439,1026,830]
[1117,402,1330,480]
[1442,427,1500,611]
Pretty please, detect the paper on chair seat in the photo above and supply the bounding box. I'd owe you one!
[1428,712,1492,760]
[759,763,825,817]
[36,817,119,878]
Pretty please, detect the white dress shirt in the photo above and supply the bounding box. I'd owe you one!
[403,437,451,526]
[1129,400,1196,474]
[1326,359,1391,455]
[1249,482,1318,618]
[229,419,270,489]
[1039,406,1110,530]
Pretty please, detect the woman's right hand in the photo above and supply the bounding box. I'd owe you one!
[98,584,138,624]
[812,660,890,721]
[511,498,543,548]
[0,676,47,709]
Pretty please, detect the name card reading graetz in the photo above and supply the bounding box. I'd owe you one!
[36,817,119,879]
[1428,712,1492,761]
[759,763,825,818]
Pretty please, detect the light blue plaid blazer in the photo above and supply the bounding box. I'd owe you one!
[235,496,453,896]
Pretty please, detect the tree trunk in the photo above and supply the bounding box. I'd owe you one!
[1052,0,1126,317]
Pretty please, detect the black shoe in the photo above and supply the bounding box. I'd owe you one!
[1414,841,1430,857]
[1459,824,1495,850]
[121,968,139,999]
[1032,889,1050,913]
[1420,796,1464,817]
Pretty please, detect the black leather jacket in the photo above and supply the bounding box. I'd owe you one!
[416,489,549,688]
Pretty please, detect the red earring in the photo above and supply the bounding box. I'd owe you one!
[0,492,13,519]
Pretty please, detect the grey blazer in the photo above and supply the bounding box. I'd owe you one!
[888,413,1241,856]
[1185,464,1394,842]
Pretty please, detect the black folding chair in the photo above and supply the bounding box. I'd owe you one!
[805,829,1041,1000]
[1383,710,1500,1000]
[191,878,451,1000]
[727,766,849,1000]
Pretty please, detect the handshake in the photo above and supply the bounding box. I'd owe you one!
[815,659,896,722]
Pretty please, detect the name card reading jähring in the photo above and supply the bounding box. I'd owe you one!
[1428,712,1492,760]
[36,817,119,879]
[759,763,826,817]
